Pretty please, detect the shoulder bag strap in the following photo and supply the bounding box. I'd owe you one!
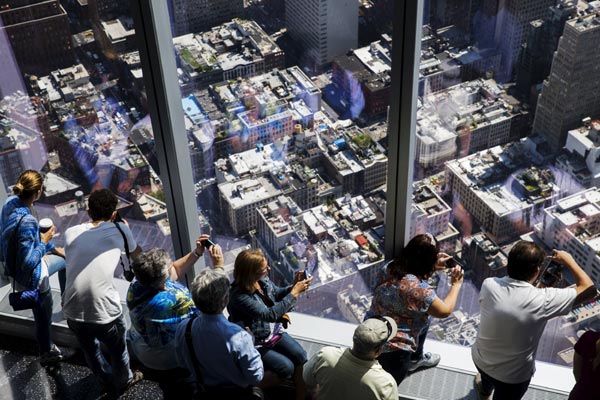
[113,221,132,274]
[184,314,205,393]
[9,215,25,293]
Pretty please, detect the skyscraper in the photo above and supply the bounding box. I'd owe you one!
[472,0,555,82]
[285,0,358,70]
[0,0,74,76]
[534,6,600,153]
[167,0,244,37]
[514,2,576,101]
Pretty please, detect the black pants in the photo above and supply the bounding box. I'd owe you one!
[476,365,531,400]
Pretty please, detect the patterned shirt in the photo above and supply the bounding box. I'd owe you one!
[370,273,436,353]
[127,277,197,369]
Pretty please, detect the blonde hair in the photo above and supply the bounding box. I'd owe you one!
[13,170,43,200]
[234,249,265,292]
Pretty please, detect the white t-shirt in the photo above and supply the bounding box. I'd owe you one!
[62,221,137,324]
[303,347,398,400]
[472,276,577,383]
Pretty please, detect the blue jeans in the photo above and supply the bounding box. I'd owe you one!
[258,332,307,379]
[45,254,66,294]
[476,365,530,400]
[31,289,54,353]
[67,315,133,391]
[377,323,430,385]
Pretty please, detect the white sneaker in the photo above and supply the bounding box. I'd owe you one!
[408,352,440,371]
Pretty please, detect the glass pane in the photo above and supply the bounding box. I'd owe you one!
[415,0,600,367]
[0,0,172,274]
[167,0,392,322]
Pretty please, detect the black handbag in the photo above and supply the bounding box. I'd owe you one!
[7,215,42,311]
[9,288,41,311]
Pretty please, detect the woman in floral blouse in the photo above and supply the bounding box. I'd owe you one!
[369,233,464,384]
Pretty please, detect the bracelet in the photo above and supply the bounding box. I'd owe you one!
[192,248,202,258]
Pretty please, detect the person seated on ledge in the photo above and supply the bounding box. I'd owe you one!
[303,316,399,400]
[228,249,312,400]
[175,268,264,399]
[127,235,224,372]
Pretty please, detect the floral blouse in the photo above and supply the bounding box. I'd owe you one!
[370,272,436,353]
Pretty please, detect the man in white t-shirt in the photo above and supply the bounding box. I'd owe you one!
[472,241,594,400]
[62,189,142,395]
[303,316,399,400]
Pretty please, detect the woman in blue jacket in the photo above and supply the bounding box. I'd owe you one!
[0,170,66,364]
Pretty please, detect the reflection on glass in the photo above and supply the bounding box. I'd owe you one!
[415,0,600,367]
[168,0,391,323]
[0,0,172,273]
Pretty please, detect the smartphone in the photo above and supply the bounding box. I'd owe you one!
[201,238,216,248]
[114,211,123,223]
[446,258,457,268]
[301,270,311,280]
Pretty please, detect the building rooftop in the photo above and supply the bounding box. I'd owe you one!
[218,176,280,209]
[173,19,282,75]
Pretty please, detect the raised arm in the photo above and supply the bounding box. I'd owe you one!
[552,250,594,301]
[169,235,223,281]
[428,266,464,318]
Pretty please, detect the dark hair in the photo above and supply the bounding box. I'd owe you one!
[13,170,43,200]
[507,241,545,281]
[233,249,265,292]
[88,189,118,221]
[389,234,439,280]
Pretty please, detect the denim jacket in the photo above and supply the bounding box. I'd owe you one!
[228,278,295,341]
[0,196,55,289]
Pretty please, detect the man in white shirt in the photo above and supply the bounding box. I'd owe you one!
[63,189,142,395]
[303,316,399,400]
[472,241,594,400]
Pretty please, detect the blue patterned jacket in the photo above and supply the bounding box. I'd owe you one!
[0,196,55,289]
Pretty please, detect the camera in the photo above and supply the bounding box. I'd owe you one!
[540,261,563,287]
[201,238,216,248]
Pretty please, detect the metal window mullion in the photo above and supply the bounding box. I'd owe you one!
[384,0,423,257]
[131,0,201,272]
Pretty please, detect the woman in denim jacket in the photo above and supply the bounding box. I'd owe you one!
[228,249,312,400]
[0,170,66,364]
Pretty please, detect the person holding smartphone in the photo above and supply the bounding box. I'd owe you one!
[228,249,312,400]
[367,233,464,385]
[126,234,224,372]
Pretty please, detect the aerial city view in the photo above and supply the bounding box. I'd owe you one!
[1,0,600,369]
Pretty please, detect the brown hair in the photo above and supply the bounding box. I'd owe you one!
[389,233,440,280]
[13,170,43,200]
[234,249,265,292]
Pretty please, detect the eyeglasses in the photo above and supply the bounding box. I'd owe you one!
[371,315,393,340]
